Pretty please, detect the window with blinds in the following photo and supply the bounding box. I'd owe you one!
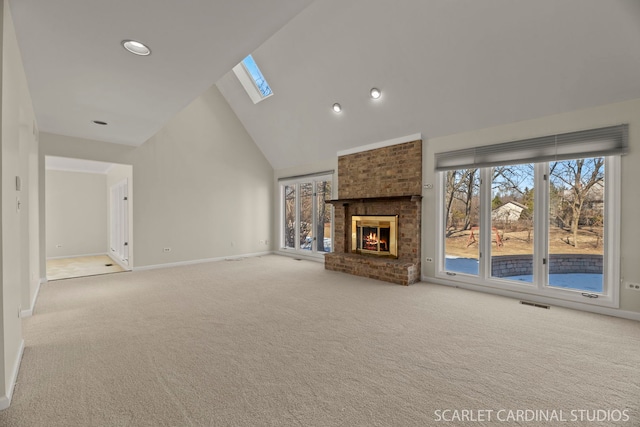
[436,124,625,308]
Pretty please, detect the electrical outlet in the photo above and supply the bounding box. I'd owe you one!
[163,247,171,252]
[626,282,640,291]
[425,257,434,263]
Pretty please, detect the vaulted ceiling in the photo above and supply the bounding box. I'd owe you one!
[9,0,313,145]
[11,0,640,170]
[218,0,640,169]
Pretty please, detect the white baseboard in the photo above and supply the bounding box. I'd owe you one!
[133,251,274,271]
[46,252,108,260]
[0,339,25,410]
[276,250,325,263]
[108,253,131,271]
[20,278,43,318]
[423,276,640,322]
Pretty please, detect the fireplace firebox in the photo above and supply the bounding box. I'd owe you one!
[352,215,398,258]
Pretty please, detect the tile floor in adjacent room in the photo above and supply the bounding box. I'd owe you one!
[47,255,127,281]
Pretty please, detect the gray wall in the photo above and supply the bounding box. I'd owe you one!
[45,170,107,258]
[39,84,274,270]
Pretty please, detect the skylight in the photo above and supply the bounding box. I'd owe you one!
[242,55,272,97]
[232,54,273,104]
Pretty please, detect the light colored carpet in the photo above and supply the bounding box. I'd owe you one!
[2,255,638,426]
[47,255,126,281]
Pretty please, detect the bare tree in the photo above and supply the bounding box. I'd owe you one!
[284,185,296,247]
[315,181,332,252]
[444,169,478,235]
[460,169,478,230]
[549,158,604,248]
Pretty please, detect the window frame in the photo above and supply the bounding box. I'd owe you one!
[278,173,334,258]
[436,156,620,308]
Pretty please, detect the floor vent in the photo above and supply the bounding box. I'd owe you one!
[520,301,550,309]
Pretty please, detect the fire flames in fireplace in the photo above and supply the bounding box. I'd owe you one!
[364,231,378,249]
[352,215,398,258]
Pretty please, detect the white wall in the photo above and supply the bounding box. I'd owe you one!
[0,0,39,408]
[45,170,108,258]
[422,97,640,315]
[25,112,38,313]
[40,84,273,269]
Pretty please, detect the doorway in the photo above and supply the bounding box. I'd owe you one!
[45,156,133,280]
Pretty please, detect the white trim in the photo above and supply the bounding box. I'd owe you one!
[337,133,422,157]
[108,253,131,271]
[276,250,325,263]
[20,278,43,318]
[46,252,108,260]
[606,156,621,308]
[0,339,25,410]
[44,166,108,175]
[133,251,274,271]
[424,276,640,322]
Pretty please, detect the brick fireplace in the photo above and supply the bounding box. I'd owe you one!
[325,139,422,285]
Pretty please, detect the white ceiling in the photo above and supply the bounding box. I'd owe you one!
[218,0,640,169]
[9,0,313,146]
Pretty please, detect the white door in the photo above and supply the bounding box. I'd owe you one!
[110,179,129,265]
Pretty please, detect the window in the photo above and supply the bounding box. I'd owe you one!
[444,169,480,275]
[547,158,605,293]
[280,174,333,256]
[232,54,273,104]
[490,164,535,283]
[436,125,626,307]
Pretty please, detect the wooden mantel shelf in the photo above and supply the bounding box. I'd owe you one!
[326,195,422,205]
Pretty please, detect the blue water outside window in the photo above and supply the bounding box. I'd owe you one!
[242,55,272,98]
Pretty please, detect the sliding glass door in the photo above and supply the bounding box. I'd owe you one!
[280,174,333,256]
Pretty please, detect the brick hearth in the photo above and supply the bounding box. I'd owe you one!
[325,139,422,285]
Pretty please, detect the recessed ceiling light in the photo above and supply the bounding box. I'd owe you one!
[122,40,151,56]
[93,120,108,126]
[332,103,342,113]
[370,88,381,99]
